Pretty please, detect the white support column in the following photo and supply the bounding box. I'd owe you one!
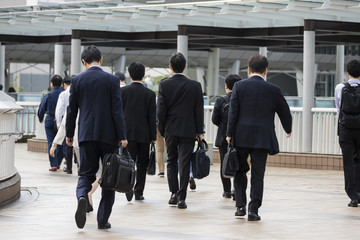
[80,46,85,73]
[177,25,188,75]
[259,47,268,81]
[196,67,205,93]
[335,45,345,85]
[302,23,316,153]
[213,48,220,96]
[229,60,240,75]
[114,55,127,74]
[259,47,268,57]
[0,43,5,90]
[207,51,214,96]
[71,31,82,76]
[54,44,64,76]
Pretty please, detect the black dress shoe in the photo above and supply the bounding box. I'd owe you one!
[177,200,187,209]
[168,193,177,205]
[98,223,111,229]
[125,190,133,202]
[248,212,261,221]
[86,203,93,213]
[231,190,236,201]
[135,195,145,201]
[75,197,87,228]
[235,207,246,216]
[189,177,196,190]
[223,192,231,198]
[64,167,72,174]
[348,199,358,207]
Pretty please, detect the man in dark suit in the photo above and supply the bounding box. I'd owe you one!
[66,46,127,229]
[37,75,64,172]
[157,52,204,209]
[226,54,292,221]
[212,74,241,199]
[121,62,156,201]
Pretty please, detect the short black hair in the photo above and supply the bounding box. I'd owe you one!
[81,45,102,64]
[115,72,126,82]
[62,76,71,85]
[347,59,360,78]
[128,62,145,81]
[169,52,186,73]
[8,87,16,93]
[225,74,242,90]
[248,54,268,74]
[51,75,62,87]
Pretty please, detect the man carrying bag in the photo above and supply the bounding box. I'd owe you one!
[66,46,127,230]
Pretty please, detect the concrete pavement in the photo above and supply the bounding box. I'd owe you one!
[0,143,359,239]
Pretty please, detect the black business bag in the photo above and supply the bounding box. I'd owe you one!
[147,143,156,175]
[222,143,239,178]
[191,139,210,179]
[100,147,136,193]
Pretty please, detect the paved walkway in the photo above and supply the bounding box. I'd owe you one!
[1,143,359,239]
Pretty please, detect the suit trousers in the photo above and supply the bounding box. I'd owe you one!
[77,141,117,224]
[156,127,165,173]
[127,141,150,197]
[63,139,73,170]
[165,136,195,201]
[45,115,63,167]
[234,148,267,214]
[338,126,360,200]
[218,144,231,193]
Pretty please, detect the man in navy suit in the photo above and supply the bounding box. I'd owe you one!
[66,46,127,229]
[157,53,204,209]
[121,62,156,201]
[37,75,64,172]
[226,54,292,221]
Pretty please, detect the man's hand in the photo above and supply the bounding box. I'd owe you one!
[197,134,204,141]
[50,144,56,157]
[120,140,128,148]
[226,136,231,143]
[152,140,157,144]
[66,137,74,147]
[286,133,291,138]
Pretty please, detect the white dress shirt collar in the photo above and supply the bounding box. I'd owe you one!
[250,74,265,80]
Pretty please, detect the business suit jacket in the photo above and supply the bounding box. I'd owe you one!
[66,66,127,147]
[212,92,232,147]
[226,75,292,155]
[121,82,156,143]
[157,74,204,139]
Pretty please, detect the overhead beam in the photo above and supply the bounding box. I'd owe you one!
[181,25,304,38]
[0,34,71,44]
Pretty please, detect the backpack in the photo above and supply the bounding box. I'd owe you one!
[339,82,360,129]
[220,95,230,128]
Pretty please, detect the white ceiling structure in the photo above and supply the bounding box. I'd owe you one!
[1,0,360,70]
[0,0,360,36]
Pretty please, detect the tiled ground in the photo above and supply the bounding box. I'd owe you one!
[0,143,359,240]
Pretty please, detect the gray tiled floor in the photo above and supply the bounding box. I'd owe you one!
[1,143,359,239]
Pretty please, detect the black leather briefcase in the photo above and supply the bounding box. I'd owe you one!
[222,143,239,178]
[100,148,136,193]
